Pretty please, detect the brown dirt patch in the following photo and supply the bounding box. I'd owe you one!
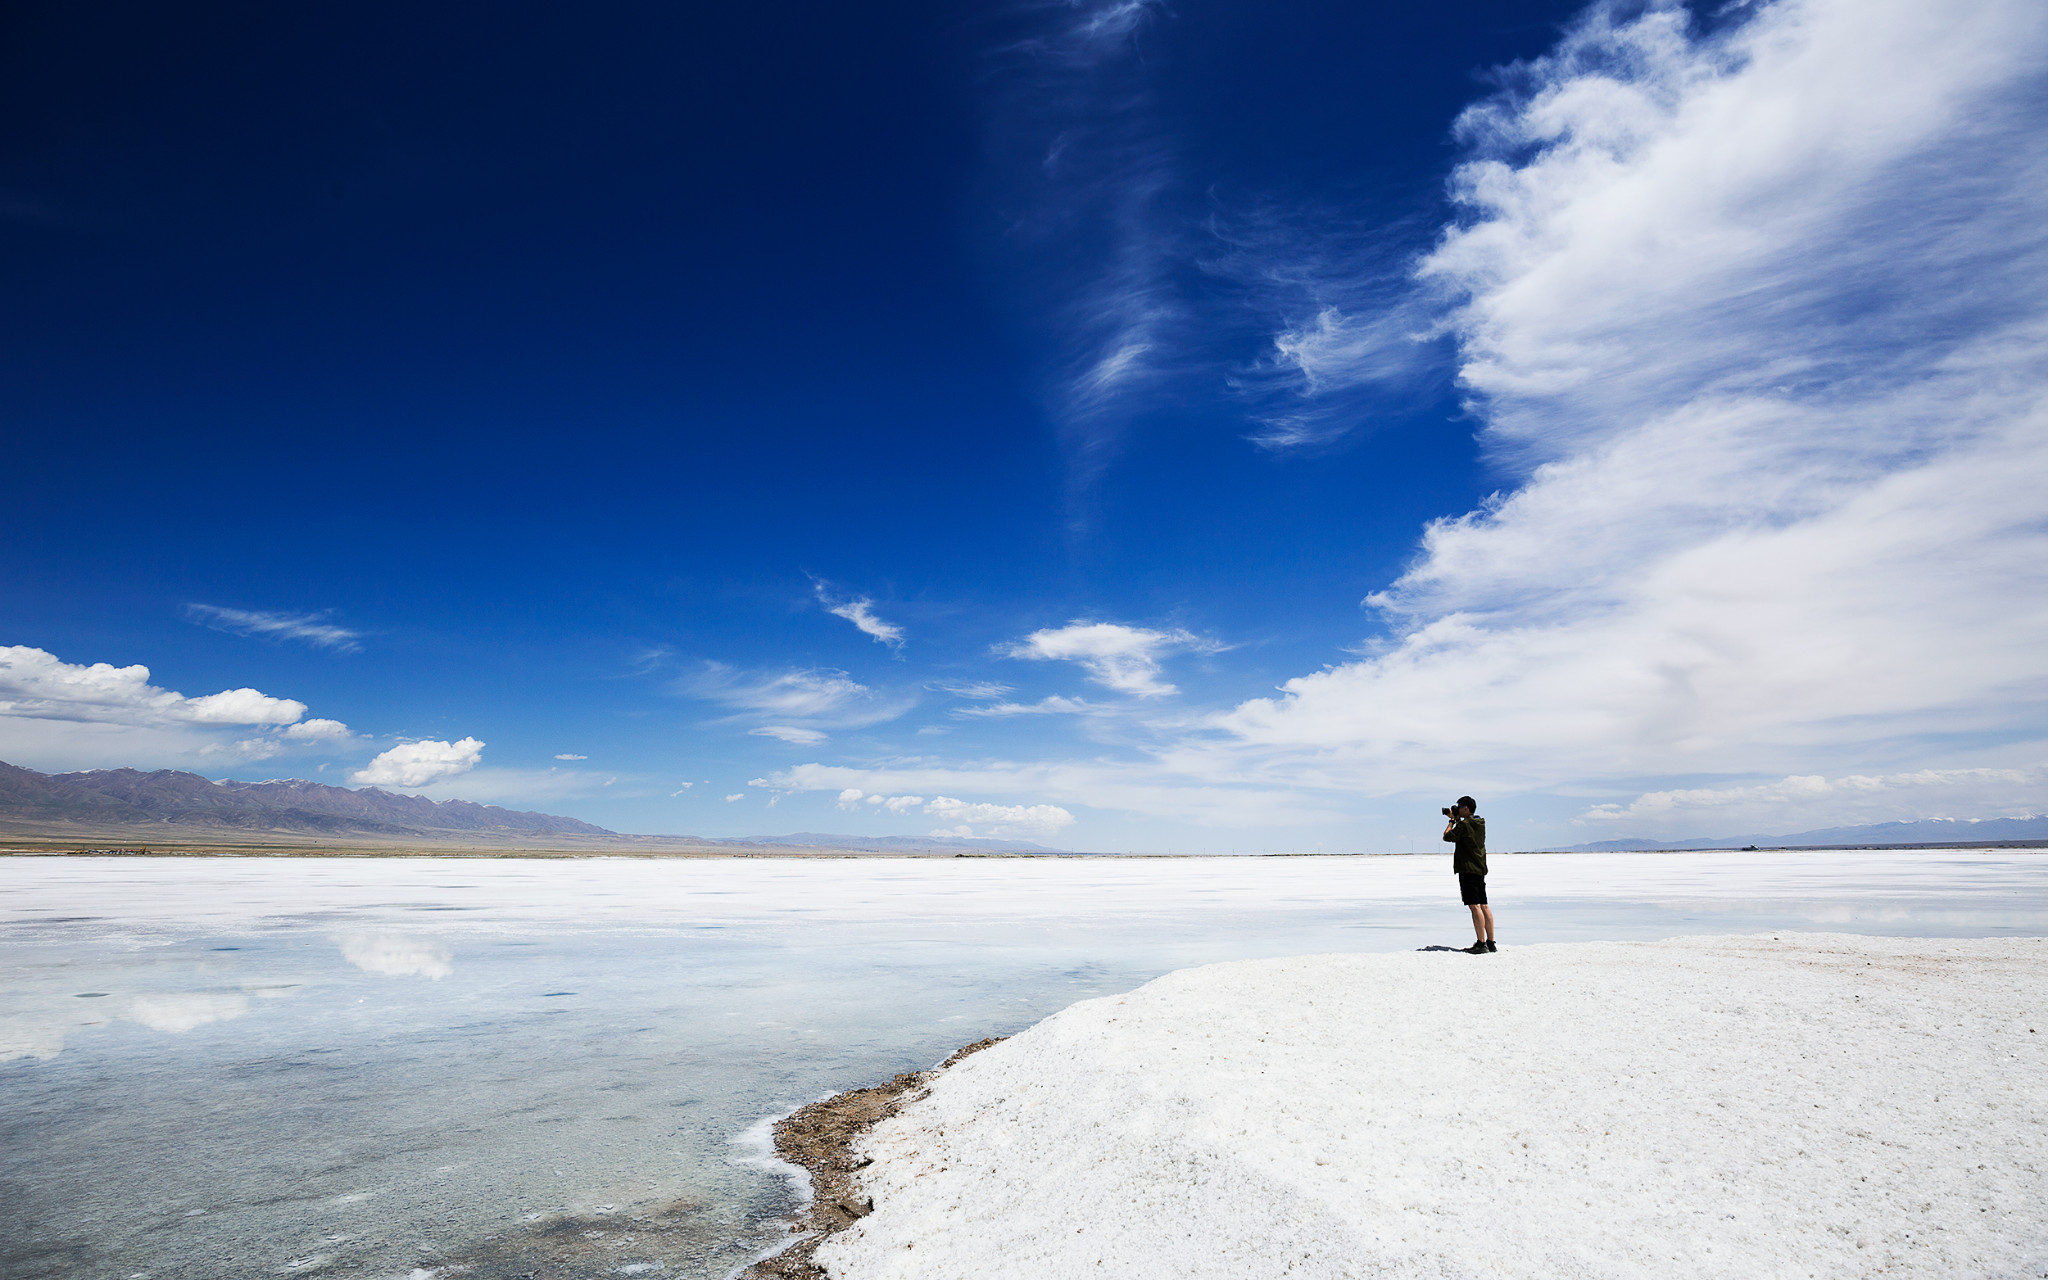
[744,1037,1005,1279]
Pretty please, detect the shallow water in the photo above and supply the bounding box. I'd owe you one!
[2,849,2042,1279]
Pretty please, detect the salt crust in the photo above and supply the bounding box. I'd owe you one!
[815,934,2047,1279]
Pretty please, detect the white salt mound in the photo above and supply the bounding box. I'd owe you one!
[815,934,2047,1279]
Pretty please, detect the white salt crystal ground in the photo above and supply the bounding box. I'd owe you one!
[816,934,2048,1279]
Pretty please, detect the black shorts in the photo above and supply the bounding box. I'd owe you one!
[1459,873,1488,906]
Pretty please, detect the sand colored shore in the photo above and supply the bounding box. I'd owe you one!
[815,934,2047,1279]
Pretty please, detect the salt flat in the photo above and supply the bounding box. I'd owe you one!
[819,934,2048,1280]
[3,853,2041,1278]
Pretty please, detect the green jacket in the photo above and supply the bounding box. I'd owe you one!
[1443,815,1487,876]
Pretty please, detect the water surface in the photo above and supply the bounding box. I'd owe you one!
[3,850,2042,1278]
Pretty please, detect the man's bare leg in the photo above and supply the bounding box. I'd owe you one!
[1468,904,1494,943]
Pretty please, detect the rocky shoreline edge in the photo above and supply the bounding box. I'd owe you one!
[743,1036,1006,1280]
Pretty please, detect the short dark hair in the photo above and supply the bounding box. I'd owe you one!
[1457,795,1477,812]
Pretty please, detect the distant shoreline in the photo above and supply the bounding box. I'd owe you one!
[2,838,2044,859]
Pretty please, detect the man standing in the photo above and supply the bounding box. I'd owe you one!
[1442,796,1494,954]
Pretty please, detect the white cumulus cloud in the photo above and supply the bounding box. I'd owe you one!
[0,645,308,726]
[924,796,1076,838]
[176,688,306,725]
[351,737,484,788]
[999,622,1217,698]
[0,644,354,770]
[834,787,925,813]
[1203,0,2048,814]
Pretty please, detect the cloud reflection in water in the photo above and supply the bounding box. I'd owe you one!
[338,933,453,979]
[123,991,252,1032]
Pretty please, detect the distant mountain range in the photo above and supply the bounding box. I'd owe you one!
[0,761,1070,851]
[0,761,611,837]
[702,831,1065,853]
[1553,815,2048,852]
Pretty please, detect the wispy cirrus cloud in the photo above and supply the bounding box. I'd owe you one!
[981,0,1457,478]
[682,662,915,745]
[752,725,828,746]
[927,679,1014,701]
[813,582,905,650]
[692,665,904,721]
[185,604,363,653]
[1201,192,1454,452]
[953,695,1099,718]
[981,0,1182,496]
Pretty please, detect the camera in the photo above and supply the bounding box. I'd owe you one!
[1441,806,1455,817]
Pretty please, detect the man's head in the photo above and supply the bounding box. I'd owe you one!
[1457,796,1477,816]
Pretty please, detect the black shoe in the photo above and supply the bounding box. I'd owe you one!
[1462,942,1489,954]
[1484,940,1497,953]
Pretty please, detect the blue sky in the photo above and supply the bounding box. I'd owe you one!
[5,0,2046,851]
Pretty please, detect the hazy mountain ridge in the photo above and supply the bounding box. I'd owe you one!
[0,761,611,836]
[705,831,1066,853]
[1554,815,2048,852]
